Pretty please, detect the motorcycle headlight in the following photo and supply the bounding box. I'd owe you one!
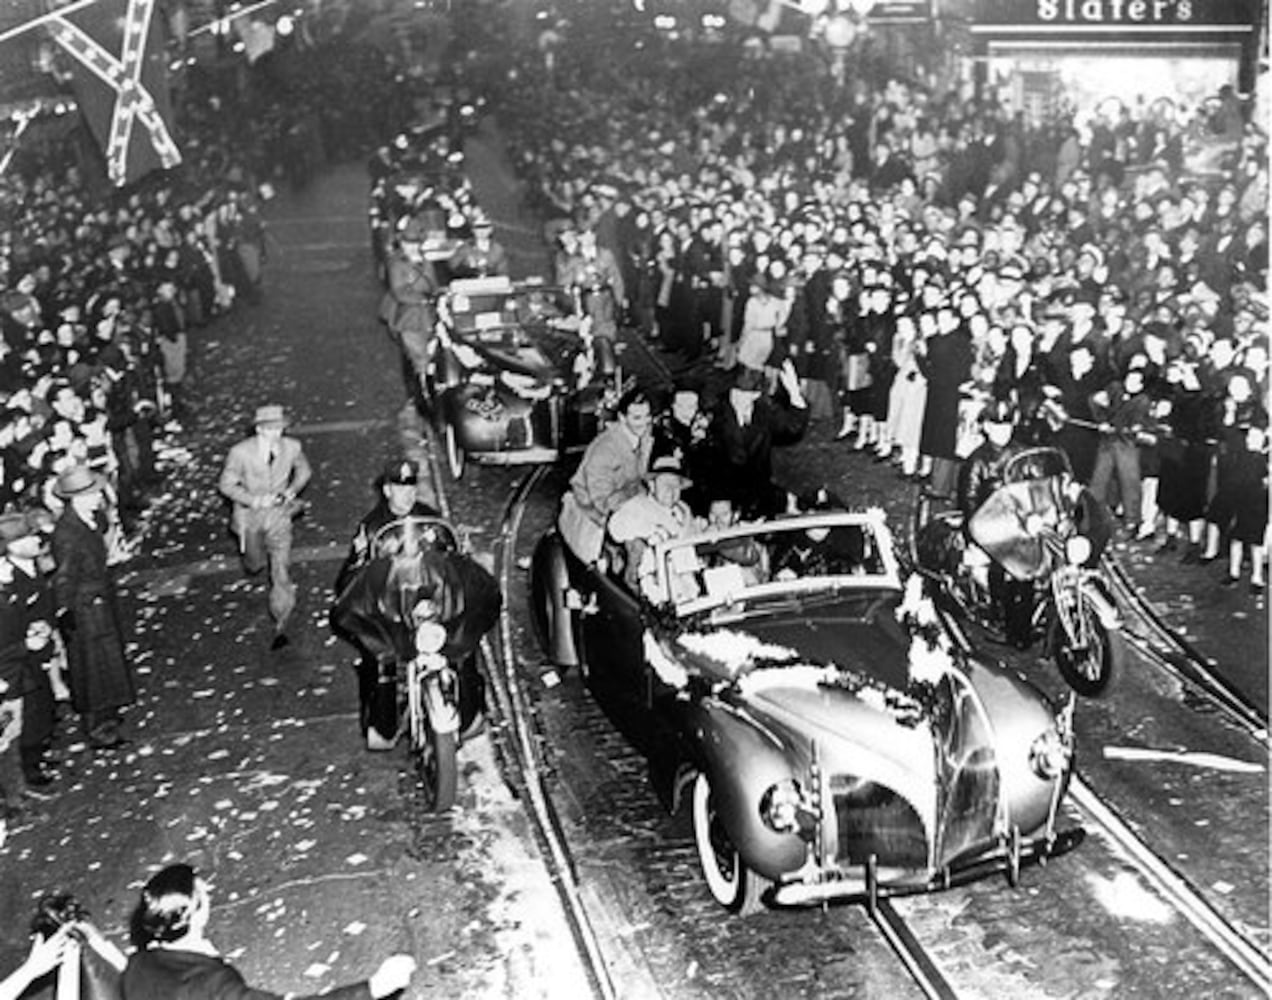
[1029,727,1072,780]
[1064,535,1092,566]
[760,779,811,836]
[415,621,447,654]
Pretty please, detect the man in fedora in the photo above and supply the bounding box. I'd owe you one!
[50,465,135,751]
[0,510,59,816]
[706,360,808,519]
[608,447,698,601]
[218,404,312,649]
[0,509,61,791]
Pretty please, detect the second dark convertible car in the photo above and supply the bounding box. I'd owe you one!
[531,509,1081,914]
[428,277,620,478]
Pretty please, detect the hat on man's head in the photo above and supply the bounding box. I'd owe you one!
[383,458,419,486]
[980,398,1017,425]
[53,464,106,499]
[732,367,766,394]
[646,449,691,486]
[1079,243,1105,270]
[0,510,38,550]
[254,404,288,428]
[398,216,428,243]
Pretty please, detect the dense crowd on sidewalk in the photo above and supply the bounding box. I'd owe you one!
[482,8,1269,595]
[0,28,415,838]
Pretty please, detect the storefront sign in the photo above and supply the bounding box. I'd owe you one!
[868,0,932,22]
[975,0,1253,28]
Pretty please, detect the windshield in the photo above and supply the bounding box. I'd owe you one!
[370,516,459,559]
[448,282,571,335]
[1001,446,1071,484]
[656,511,901,617]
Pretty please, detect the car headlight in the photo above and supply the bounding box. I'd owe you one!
[760,779,810,836]
[414,622,447,654]
[1029,727,1072,780]
[1064,535,1092,566]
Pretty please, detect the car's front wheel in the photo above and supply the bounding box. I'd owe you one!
[692,772,770,916]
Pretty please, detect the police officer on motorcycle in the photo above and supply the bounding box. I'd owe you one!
[335,458,439,750]
[957,398,1035,648]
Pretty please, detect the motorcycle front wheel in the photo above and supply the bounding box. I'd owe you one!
[1047,593,1125,697]
[417,726,458,812]
[410,671,459,811]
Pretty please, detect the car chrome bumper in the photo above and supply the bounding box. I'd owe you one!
[770,826,1086,906]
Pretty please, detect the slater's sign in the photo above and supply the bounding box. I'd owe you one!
[867,0,932,21]
[975,0,1255,29]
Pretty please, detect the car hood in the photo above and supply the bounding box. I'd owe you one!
[672,611,935,779]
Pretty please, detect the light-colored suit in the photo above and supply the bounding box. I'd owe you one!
[558,421,650,563]
[219,434,312,629]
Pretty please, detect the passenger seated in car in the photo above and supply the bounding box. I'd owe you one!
[770,488,870,579]
[700,495,768,586]
[608,449,700,602]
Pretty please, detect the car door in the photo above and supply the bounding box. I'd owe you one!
[579,566,657,739]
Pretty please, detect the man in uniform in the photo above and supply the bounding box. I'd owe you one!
[218,404,312,650]
[335,459,439,750]
[956,399,1033,647]
[558,228,625,340]
[379,216,443,397]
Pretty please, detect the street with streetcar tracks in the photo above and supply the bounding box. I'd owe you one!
[412,118,1271,999]
[0,120,1265,1000]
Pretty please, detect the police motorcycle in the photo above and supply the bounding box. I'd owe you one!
[912,446,1126,696]
[331,516,501,809]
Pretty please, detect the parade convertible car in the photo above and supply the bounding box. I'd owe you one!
[530,509,1081,913]
[427,276,620,478]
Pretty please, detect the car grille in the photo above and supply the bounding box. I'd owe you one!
[506,413,530,449]
[936,748,1000,866]
[830,776,928,869]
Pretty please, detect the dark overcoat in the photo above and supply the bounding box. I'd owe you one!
[51,507,135,715]
[918,328,974,461]
[122,948,372,1000]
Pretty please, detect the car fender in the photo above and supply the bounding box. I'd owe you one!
[687,699,809,881]
[961,657,1072,837]
[529,531,578,668]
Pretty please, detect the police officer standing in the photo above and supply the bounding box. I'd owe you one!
[378,217,442,400]
[335,459,438,750]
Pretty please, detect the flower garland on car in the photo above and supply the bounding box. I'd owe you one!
[895,572,964,700]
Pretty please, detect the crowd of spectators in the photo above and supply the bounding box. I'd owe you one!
[486,7,1269,593]
[0,22,415,829]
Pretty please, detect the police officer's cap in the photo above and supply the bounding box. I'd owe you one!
[981,399,1016,425]
[383,459,419,485]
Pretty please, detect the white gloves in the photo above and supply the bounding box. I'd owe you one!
[368,954,417,998]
